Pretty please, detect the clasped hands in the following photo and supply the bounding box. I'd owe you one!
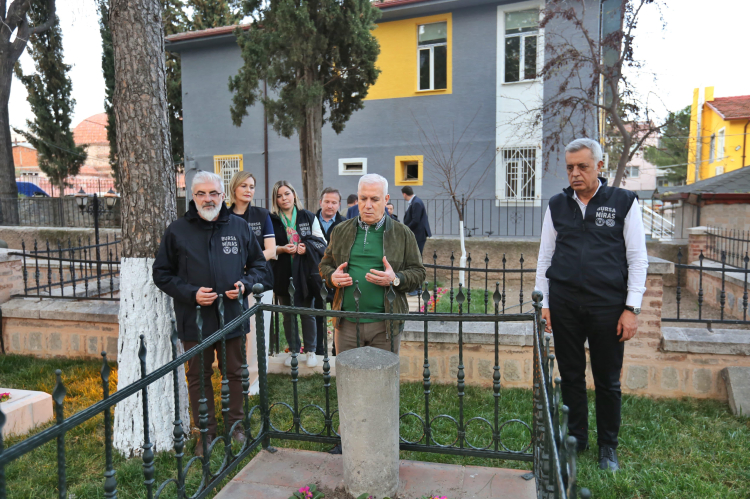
[330,256,396,288]
[196,281,244,306]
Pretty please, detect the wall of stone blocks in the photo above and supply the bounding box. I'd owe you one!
[3,317,119,360]
[0,250,24,304]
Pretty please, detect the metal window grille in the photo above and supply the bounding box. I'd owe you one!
[502,147,537,200]
[213,155,243,194]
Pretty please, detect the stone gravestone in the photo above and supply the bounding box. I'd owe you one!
[337,346,400,498]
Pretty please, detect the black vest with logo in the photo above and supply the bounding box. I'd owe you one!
[232,205,271,239]
[546,178,637,307]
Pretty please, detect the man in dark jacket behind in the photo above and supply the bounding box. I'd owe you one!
[401,186,431,255]
[153,171,271,455]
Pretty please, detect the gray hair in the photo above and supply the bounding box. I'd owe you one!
[565,138,603,164]
[191,171,224,194]
[358,173,388,197]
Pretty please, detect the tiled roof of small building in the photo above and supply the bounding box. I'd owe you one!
[73,113,109,145]
[706,95,750,121]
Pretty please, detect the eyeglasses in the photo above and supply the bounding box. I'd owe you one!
[194,191,223,199]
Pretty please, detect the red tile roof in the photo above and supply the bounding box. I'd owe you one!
[73,113,109,145]
[706,95,750,121]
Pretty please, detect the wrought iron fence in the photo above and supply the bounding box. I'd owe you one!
[662,247,750,328]
[706,226,750,268]
[0,284,588,498]
[9,236,121,300]
[0,196,121,228]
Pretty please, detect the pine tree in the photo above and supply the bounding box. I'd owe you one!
[98,0,118,188]
[229,0,381,208]
[188,0,242,30]
[14,0,87,195]
[163,0,188,167]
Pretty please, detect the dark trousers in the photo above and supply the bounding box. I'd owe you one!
[277,294,318,353]
[416,236,426,256]
[183,336,245,436]
[549,289,625,448]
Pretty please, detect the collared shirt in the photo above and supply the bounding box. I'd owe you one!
[318,213,335,235]
[535,180,649,308]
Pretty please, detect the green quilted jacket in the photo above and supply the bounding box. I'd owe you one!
[319,215,426,334]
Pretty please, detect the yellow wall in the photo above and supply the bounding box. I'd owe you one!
[688,87,749,183]
[365,13,453,101]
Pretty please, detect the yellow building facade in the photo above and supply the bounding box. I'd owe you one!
[687,87,750,184]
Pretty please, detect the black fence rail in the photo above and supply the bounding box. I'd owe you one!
[0,284,588,498]
[0,196,121,228]
[10,236,121,300]
[706,226,750,268]
[663,247,750,328]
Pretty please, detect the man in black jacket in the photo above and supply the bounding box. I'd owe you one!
[401,186,431,256]
[153,171,271,455]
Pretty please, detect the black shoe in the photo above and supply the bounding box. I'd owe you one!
[598,445,619,471]
[328,444,342,455]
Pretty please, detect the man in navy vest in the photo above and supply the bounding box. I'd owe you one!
[535,138,648,472]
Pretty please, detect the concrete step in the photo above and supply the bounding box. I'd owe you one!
[215,447,535,499]
[722,367,750,416]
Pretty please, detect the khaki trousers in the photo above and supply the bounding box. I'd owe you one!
[334,319,401,354]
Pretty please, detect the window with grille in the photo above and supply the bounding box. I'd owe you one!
[502,147,537,200]
[213,155,243,195]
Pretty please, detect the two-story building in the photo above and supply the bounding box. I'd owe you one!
[688,87,750,185]
[166,0,602,236]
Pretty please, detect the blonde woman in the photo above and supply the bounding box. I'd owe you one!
[269,180,327,368]
[227,171,275,395]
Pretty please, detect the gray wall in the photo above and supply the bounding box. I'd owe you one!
[180,3,498,206]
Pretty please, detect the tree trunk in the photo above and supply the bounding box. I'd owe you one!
[298,78,324,211]
[110,0,188,456]
[0,66,20,225]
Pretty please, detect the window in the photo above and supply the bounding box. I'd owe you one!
[715,166,724,176]
[394,155,424,186]
[213,154,243,195]
[338,157,367,176]
[501,147,537,200]
[418,22,447,91]
[709,134,715,163]
[625,166,640,178]
[504,10,539,83]
[716,128,725,160]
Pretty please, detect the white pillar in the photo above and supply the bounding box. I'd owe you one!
[337,346,400,498]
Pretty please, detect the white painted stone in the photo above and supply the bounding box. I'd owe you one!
[113,257,190,456]
[337,346,400,498]
[723,367,750,416]
[0,388,53,437]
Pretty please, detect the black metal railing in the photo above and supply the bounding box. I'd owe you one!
[706,226,750,268]
[10,236,121,300]
[663,247,750,328]
[0,196,121,228]
[0,283,589,498]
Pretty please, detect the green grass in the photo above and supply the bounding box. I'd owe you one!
[2,354,750,498]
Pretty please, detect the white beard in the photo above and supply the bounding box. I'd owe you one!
[197,202,221,221]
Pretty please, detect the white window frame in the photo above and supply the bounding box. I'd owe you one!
[496,145,542,206]
[417,22,448,91]
[338,157,367,176]
[502,9,541,84]
[213,154,243,196]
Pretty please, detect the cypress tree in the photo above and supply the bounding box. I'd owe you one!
[229,0,381,208]
[188,0,242,30]
[98,0,118,188]
[14,1,86,195]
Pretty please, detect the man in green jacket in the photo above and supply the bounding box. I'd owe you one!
[320,173,426,355]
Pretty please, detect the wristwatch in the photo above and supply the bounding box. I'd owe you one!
[391,274,401,287]
[624,305,641,315]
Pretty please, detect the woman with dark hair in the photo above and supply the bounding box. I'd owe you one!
[270,180,327,367]
[227,171,275,394]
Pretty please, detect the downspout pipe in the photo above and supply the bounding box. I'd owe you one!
[742,120,749,168]
[263,79,270,205]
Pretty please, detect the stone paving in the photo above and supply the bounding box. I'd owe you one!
[215,447,535,499]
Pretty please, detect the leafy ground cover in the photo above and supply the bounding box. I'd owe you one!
[1,354,749,498]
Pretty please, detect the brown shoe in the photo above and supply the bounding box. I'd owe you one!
[232,427,247,444]
[194,433,215,457]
